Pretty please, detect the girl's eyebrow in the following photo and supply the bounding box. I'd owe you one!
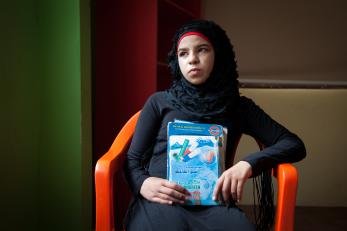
[177,43,210,52]
[177,47,188,52]
[197,43,210,47]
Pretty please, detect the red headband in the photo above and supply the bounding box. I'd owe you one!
[177,32,210,50]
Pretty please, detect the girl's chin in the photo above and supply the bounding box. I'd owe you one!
[187,78,208,85]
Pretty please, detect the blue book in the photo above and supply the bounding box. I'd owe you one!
[167,121,227,205]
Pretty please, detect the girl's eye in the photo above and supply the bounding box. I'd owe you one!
[199,47,208,53]
[178,51,188,57]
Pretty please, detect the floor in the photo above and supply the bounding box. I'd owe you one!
[240,205,347,230]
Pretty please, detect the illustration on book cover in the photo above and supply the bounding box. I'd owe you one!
[167,121,227,205]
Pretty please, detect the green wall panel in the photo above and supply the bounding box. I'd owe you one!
[37,0,83,230]
[0,1,40,230]
[1,0,91,230]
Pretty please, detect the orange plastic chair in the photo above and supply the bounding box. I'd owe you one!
[95,111,298,231]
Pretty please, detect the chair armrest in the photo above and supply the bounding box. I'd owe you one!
[95,150,121,231]
[95,111,140,231]
[273,163,298,231]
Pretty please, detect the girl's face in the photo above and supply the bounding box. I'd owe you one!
[177,35,215,85]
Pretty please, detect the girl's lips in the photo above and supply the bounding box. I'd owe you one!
[189,68,201,75]
[189,68,200,73]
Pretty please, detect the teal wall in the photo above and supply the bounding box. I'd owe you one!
[1,0,91,230]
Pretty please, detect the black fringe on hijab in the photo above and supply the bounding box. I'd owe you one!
[253,170,275,231]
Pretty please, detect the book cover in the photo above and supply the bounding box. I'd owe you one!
[167,121,227,205]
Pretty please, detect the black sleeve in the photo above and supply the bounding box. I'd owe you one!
[123,94,161,195]
[240,97,306,176]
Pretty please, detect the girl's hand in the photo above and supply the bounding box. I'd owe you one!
[140,177,191,205]
[213,161,252,203]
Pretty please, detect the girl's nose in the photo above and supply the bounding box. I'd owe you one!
[189,52,199,64]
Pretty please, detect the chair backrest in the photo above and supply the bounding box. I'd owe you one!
[95,111,140,231]
[95,111,298,231]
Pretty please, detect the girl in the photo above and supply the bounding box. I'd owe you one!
[124,19,306,231]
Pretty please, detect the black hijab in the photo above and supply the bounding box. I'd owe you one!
[167,20,240,120]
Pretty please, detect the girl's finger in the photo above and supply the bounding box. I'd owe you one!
[159,186,187,201]
[157,192,185,204]
[164,181,191,195]
[152,197,173,205]
[221,178,231,202]
[231,179,237,201]
[237,179,245,202]
[213,175,225,200]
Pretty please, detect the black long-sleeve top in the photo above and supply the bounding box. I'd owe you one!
[124,92,306,195]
